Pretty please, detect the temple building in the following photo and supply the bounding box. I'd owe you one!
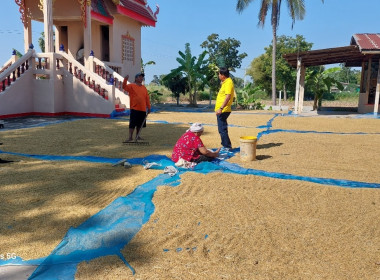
[0,0,159,118]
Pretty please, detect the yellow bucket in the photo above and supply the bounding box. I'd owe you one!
[240,136,257,161]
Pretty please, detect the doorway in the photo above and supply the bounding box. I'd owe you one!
[101,25,110,62]
[60,26,68,52]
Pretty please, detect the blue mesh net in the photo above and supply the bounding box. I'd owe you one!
[0,149,379,279]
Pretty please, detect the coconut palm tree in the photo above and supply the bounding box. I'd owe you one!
[236,0,323,105]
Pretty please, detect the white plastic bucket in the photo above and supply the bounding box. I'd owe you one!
[240,136,257,161]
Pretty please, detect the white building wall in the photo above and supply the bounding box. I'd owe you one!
[0,72,34,116]
[111,15,142,77]
[62,72,114,114]
[32,79,55,113]
[91,22,102,59]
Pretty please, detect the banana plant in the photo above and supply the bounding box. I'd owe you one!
[237,83,264,110]
[163,43,208,106]
[307,66,344,110]
[141,58,156,74]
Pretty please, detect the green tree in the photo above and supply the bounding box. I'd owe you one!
[38,31,56,53]
[331,64,361,85]
[247,53,272,93]
[201,34,247,105]
[150,75,161,85]
[163,43,208,106]
[233,77,245,89]
[161,73,189,106]
[200,33,247,72]
[38,32,45,53]
[247,35,312,100]
[272,35,312,100]
[236,0,322,105]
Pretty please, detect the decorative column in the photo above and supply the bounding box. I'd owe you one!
[43,0,54,52]
[83,1,92,68]
[54,26,60,53]
[15,0,32,53]
[11,50,18,63]
[23,16,32,53]
[88,50,94,72]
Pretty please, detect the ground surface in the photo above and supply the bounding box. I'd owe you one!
[0,104,379,279]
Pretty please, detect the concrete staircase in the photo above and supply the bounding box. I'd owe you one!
[0,49,130,118]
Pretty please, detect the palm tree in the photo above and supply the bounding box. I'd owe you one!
[236,0,323,105]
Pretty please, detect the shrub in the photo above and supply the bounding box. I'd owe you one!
[198,91,210,101]
[148,89,163,104]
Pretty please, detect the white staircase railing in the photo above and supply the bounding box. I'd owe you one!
[0,52,19,75]
[58,51,115,102]
[91,56,129,109]
[91,57,125,90]
[0,50,129,116]
[0,49,34,92]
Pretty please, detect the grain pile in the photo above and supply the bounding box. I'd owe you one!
[0,110,379,279]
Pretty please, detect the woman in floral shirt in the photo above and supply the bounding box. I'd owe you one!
[172,123,220,164]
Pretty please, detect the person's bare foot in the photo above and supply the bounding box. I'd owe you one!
[137,136,144,140]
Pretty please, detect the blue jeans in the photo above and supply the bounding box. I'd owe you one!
[217,112,231,149]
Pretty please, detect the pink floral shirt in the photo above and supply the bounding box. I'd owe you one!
[171,131,204,163]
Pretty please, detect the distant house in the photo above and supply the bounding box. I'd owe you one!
[283,33,380,114]
[0,0,159,118]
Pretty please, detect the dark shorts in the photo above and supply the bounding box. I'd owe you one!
[129,109,146,129]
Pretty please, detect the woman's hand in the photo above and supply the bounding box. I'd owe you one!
[199,147,220,158]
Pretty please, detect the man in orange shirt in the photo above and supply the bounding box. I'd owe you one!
[122,73,151,142]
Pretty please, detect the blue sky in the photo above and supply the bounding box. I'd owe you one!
[1,0,380,83]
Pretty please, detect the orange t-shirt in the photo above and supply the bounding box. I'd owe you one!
[123,83,151,112]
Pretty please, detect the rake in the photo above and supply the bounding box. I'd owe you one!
[123,114,149,146]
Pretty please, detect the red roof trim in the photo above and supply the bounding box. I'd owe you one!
[91,11,114,25]
[116,5,156,27]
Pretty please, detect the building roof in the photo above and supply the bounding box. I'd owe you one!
[91,0,114,24]
[350,34,380,52]
[90,0,159,26]
[283,33,380,68]
[117,0,157,27]
[283,45,367,68]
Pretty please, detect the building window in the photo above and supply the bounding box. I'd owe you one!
[122,32,135,64]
